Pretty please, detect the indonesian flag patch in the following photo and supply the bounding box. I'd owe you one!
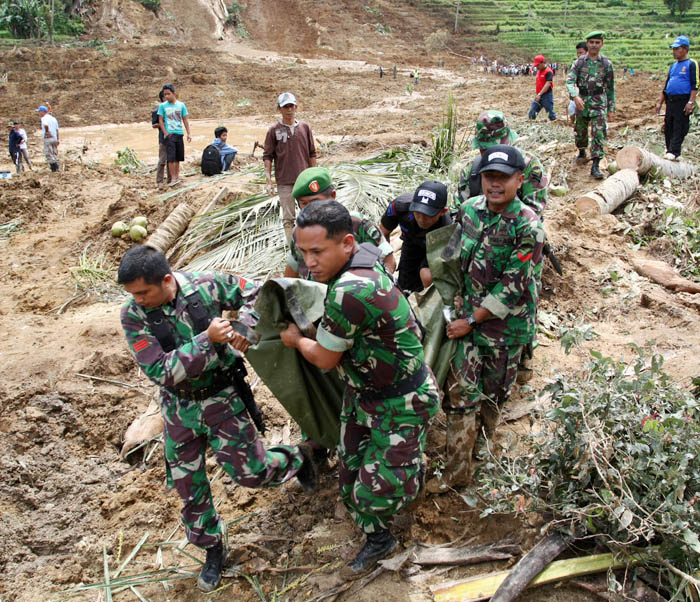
[518,252,533,263]
[133,339,150,352]
[239,277,247,290]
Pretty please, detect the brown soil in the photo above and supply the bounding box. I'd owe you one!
[0,2,696,601]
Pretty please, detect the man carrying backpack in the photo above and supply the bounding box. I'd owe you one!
[202,127,238,175]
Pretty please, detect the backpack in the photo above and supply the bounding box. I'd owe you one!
[201,144,221,176]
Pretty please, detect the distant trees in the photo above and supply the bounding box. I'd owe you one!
[663,0,694,16]
[0,0,84,38]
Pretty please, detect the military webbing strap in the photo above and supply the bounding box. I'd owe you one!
[339,242,383,274]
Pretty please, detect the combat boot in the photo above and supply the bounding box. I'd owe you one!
[590,158,604,179]
[197,540,226,592]
[575,149,587,163]
[296,443,318,493]
[426,412,478,493]
[346,530,397,575]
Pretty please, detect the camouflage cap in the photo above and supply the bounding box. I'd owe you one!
[585,30,605,40]
[292,166,333,199]
[472,110,519,150]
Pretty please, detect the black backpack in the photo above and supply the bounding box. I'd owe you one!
[201,144,221,176]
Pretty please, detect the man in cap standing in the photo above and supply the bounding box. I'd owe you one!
[430,146,545,491]
[379,181,453,294]
[36,105,60,172]
[566,31,615,179]
[263,92,317,242]
[528,55,557,121]
[656,36,697,161]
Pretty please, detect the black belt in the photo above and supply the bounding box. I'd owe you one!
[581,88,604,97]
[350,364,430,402]
[666,93,690,102]
[166,369,233,402]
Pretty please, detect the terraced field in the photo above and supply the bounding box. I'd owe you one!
[417,0,699,71]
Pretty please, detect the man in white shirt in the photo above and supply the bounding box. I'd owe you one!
[36,105,59,172]
[15,121,32,171]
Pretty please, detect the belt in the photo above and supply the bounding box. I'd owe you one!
[581,88,604,97]
[350,364,430,402]
[666,94,690,102]
[166,369,233,402]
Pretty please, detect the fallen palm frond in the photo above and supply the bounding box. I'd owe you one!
[0,218,23,240]
[69,247,117,293]
[175,149,431,276]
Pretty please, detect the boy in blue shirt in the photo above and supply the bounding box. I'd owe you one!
[657,36,697,161]
[211,127,238,171]
[157,84,192,187]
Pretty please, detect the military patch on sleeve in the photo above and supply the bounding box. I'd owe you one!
[133,339,150,352]
[518,252,533,262]
[239,277,247,290]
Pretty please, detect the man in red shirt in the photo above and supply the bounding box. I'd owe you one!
[263,92,317,242]
[528,55,557,121]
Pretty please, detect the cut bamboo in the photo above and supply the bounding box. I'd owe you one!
[575,168,639,216]
[147,203,195,254]
[616,146,695,179]
[433,552,631,602]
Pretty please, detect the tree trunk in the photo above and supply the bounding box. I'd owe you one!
[576,168,639,216]
[147,203,195,254]
[616,146,696,179]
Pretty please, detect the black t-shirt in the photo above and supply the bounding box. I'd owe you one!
[381,193,453,291]
[152,109,165,144]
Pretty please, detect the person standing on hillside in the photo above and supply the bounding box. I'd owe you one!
[36,105,59,172]
[566,31,615,179]
[656,35,697,161]
[528,55,556,121]
[8,121,23,173]
[263,92,317,243]
[151,89,170,189]
[568,42,588,125]
[15,121,32,171]
[157,83,192,188]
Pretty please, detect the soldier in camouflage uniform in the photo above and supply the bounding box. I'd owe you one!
[566,31,616,179]
[118,245,316,592]
[458,110,548,216]
[432,146,545,492]
[280,201,439,574]
[284,166,395,279]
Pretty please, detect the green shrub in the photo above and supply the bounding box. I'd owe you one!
[138,0,160,12]
[0,0,46,38]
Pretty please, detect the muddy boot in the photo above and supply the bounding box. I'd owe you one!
[197,540,226,592]
[590,158,604,179]
[480,401,501,442]
[575,148,587,163]
[345,530,397,576]
[296,443,318,494]
[426,412,478,493]
[50,162,59,172]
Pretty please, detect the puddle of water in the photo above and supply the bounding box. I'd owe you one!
[42,119,269,164]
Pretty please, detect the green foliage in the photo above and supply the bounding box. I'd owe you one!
[558,321,599,354]
[114,147,145,174]
[0,0,46,38]
[138,0,160,12]
[429,93,467,174]
[664,0,694,14]
[657,207,700,281]
[226,2,242,25]
[374,22,391,34]
[478,348,700,581]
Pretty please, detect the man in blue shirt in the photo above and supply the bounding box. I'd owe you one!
[211,127,238,171]
[656,35,697,161]
[157,84,192,187]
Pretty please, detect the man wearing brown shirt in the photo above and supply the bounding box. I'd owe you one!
[263,92,317,242]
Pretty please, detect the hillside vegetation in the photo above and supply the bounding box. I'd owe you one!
[414,0,698,71]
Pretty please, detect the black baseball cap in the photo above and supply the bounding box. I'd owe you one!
[409,180,448,216]
[477,144,526,176]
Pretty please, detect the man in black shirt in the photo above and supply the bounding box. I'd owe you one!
[379,181,452,294]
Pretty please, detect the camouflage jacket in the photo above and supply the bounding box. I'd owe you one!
[457,196,545,346]
[287,211,393,279]
[316,254,426,391]
[121,272,260,396]
[566,54,616,113]
[457,150,548,217]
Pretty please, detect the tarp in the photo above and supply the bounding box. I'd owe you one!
[246,226,463,448]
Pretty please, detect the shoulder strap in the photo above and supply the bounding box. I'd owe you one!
[145,308,178,353]
[347,243,382,271]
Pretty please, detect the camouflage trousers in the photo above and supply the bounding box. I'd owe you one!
[162,388,304,549]
[337,372,439,534]
[574,109,608,159]
[448,338,523,421]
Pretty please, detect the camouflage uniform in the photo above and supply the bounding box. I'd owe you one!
[566,54,615,158]
[316,247,439,533]
[287,211,392,279]
[121,271,304,549]
[440,196,544,486]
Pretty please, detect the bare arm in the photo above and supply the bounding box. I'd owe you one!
[280,323,343,370]
[379,223,393,242]
[446,306,493,339]
[183,115,191,142]
[158,115,168,138]
[284,264,300,278]
[383,252,396,274]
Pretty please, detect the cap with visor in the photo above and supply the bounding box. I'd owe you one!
[277,92,297,107]
[408,181,448,217]
[478,145,526,176]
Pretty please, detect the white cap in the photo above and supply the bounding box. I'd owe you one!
[277,92,297,107]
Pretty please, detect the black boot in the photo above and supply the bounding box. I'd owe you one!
[590,158,604,179]
[347,530,397,575]
[197,540,226,592]
[296,443,318,493]
[575,148,586,163]
[50,162,59,172]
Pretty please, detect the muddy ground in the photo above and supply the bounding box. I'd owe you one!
[1,2,699,601]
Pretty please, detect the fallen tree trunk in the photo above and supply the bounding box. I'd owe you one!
[632,258,700,294]
[411,541,520,566]
[147,203,195,254]
[616,146,696,179]
[576,168,639,216]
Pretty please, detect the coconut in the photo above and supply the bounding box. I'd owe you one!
[607,161,619,175]
[549,185,569,197]
[129,225,148,242]
[131,216,148,228]
[112,221,128,237]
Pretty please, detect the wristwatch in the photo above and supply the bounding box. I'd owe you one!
[467,315,478,328]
